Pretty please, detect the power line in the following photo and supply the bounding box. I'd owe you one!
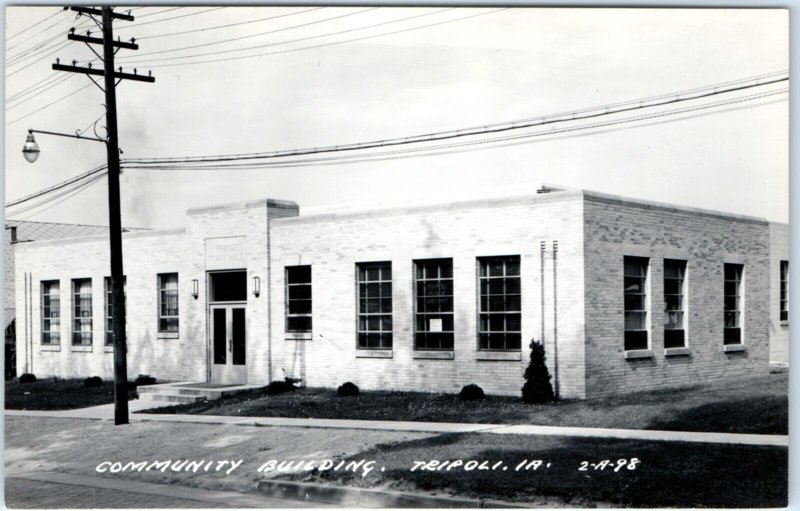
[7,173,107,219]
[6,82,93,126]
[6,8,65,46]
[133,6,184,19]
[5,164,108,209]
[138,7,325,40]
[6,39,73,77]
[124,74,788,166]
[5,74,74,110]
[117,8,505,69]
[114,7,225,31]
[116,7,380,61]
[6,72,71,103]
[123,89,787,172]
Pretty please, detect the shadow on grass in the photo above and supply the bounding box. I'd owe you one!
[647,396,788,435]
[302,433,788,508]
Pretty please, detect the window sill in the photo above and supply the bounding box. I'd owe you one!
[356,350,393,359]
[285,332,312,341]
[413,351,454,360]
[723,344,747,353]
[40,344,60,352]
[624,349,654,359]
[104,346,114,353]
[476,351,521,361]
[780,321,789,327]
[71,345,93,352]
[157,332,180,339]
[664,347,691,357]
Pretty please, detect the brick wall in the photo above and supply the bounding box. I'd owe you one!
[768,222,789,363]
[268,191,587,398]
[582,192,771,398]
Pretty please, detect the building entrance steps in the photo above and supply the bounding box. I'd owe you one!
[136,381,263,405]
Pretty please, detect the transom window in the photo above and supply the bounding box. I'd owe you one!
[780,261,788,323]
[357,262,392,349]
[624,256,649,351]
[41,280,60,345]
[724,264,744,345]
[72,278,92,346]
[158,273,179,333]
[286,266,312,332]
[664,259,687,348]
[478,256,521,351]
[414,259,454,350]
[104,276,126,346]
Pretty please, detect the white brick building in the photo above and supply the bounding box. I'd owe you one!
[13,187,785,398]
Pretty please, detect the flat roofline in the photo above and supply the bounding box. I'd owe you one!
[187,198,298,216]
[582,190,769,226]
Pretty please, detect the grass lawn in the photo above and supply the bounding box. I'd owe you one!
[5,378,139,410]
[283,433,787,508]
[146,372,787,435]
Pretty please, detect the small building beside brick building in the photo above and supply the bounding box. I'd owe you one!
[12,187,789,398]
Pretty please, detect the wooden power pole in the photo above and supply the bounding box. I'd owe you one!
[53,6,155,425]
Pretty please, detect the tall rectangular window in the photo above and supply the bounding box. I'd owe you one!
[72,278,92,346]
[104,276,126,346]
[624,256,649,350]
[414,259,454,350]
[780,260,789,323]
[724,263,744,345]
[286,266,312,332]
[41,280,60,345]
[664,259,687,348]
[158,273,179,333]
[357,262,392,349]
[478,256,521,351]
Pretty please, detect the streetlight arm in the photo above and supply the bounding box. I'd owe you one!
[28,128,106,144]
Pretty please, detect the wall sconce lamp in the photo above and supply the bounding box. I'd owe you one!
[252,276,261,298]
[191,279,199,299]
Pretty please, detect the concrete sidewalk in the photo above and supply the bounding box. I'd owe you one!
[5,405,788,447]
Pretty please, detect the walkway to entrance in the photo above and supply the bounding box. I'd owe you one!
[136,381,263,405]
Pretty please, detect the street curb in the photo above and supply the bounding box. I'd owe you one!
[257,479,528,508]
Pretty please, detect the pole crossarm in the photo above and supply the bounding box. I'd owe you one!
[28,128,106,143]
[68,33,138,50]
[70,6,133,21]
[53,63,155,83]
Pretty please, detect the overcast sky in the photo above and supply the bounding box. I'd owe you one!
[3,6,789,229]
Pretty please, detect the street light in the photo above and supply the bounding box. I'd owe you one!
[22,131,40,163]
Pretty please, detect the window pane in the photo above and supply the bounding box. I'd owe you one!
[664,279,680,295]
[624,311,646,330]
[625,294,645,311]
[624,277,644,293]
[288,285,311,300]
[664,329,685,348]
[624,257,648,277]
[624,330,648,350]
[357,262,392,349]
[287,266,311,284]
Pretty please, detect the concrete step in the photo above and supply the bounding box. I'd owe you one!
[137,393,207,404]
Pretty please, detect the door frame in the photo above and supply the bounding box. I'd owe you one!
[206,269,248,384]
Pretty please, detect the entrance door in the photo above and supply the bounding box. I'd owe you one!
[210,304,247,384]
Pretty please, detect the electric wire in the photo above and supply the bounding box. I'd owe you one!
[117,8,506,69]
[116,7,381,61]
[5,164,108,209]
[5,74,74,110]
[7,173,108,220]
[124,75,789,165]
[133,6,184,19]
[137,7,325,40]
[6,10,67,50]
[7,82,94,126]
[6,72,71,103]
[114,7,225,31]
[6,8,63,41]
[122,89,787,171]
[6,40,74,77]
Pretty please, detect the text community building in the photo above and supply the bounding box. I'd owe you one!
[13,187,789,398]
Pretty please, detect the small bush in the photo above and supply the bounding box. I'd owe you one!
[84,376,103,388]
[134,374,157,386]
[459,384,485,401]
[337,382,359,397]
[19,373,37,384]
[522,338,555,404]
[265,377,300,395]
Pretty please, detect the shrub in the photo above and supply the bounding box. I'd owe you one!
[19,373,36,384]
[84,376,103,388]
[522,339,555,403]
[265,377,300,395]
[459,384,485,401]
[134,374,157,386]
[337,382,359,397]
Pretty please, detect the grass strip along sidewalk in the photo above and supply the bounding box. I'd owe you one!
[5,378,139,410]
[280,433,788,508]
[145,373,788,435]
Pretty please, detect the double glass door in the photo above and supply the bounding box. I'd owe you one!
[210,304,246,384]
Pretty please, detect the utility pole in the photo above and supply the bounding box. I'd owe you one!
[53,6,154,425]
